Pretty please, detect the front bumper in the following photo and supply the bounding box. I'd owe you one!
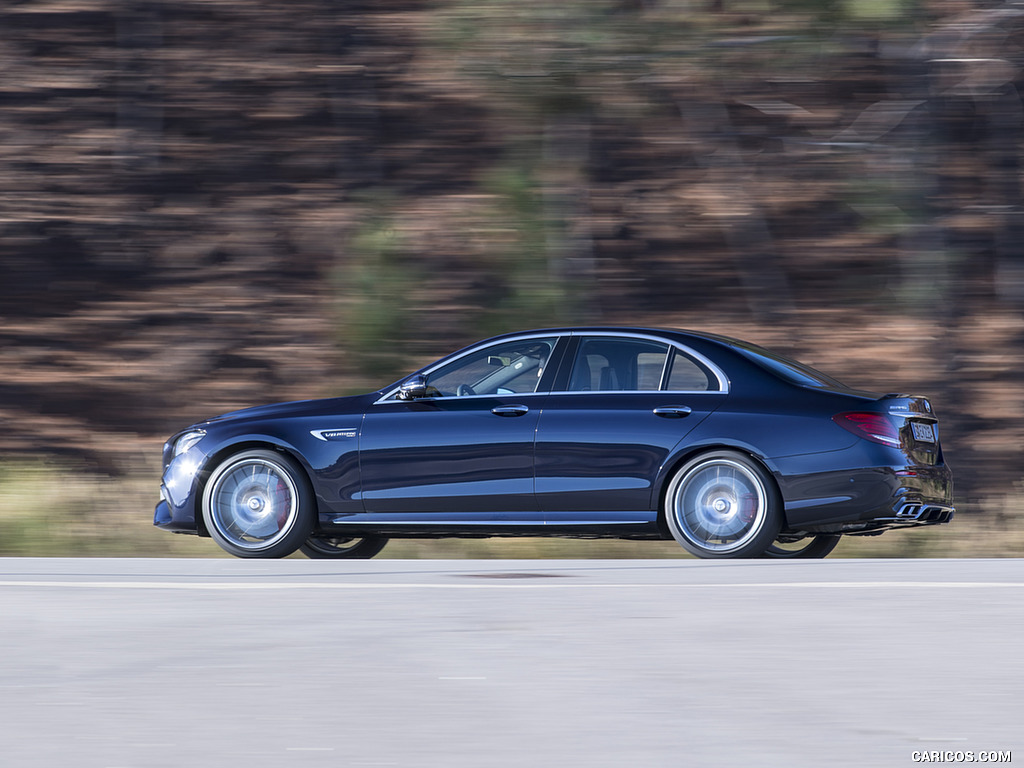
[153,498,199,533]
[153,446,206,533]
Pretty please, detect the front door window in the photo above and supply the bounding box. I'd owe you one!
[424,337,556,397]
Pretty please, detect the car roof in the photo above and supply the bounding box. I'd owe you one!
[481,326,746,350]
[485,325,734,340]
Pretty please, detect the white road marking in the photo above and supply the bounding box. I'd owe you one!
[1,580,1023,590]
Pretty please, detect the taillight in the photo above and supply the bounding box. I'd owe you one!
[833,412,901,447]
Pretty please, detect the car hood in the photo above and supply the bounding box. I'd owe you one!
[200,392,377,426]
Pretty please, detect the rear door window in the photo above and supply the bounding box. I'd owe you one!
[665,351,712,391]
[567,338,670,392]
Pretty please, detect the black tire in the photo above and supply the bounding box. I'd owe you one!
[300,535,389,560]
[762,534,841,559]
[664,450,783,559]
[201,449,316,559]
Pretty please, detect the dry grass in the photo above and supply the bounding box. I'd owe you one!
[0,456,208,558]
[3,455,1020,560]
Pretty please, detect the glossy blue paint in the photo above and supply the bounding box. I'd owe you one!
[358,394,544,514]
[154,326,955,558]
[535,391,726,515]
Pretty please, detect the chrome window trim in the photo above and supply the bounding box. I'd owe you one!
[381,391,551,404]
[547,389,726,397]
[373,330,730,405]
[658,348,672,390]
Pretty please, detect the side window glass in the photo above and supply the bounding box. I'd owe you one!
[567,338,669,392]
[666,351,712,391]
[636,352,665,390]
[423,337,556,397]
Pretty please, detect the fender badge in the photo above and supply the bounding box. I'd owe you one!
[310,428,358,442]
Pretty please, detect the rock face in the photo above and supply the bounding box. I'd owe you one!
[1,2,1022,510]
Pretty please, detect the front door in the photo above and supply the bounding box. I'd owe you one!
[357,335,559,520]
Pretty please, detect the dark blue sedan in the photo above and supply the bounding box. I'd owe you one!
[155,328,954,559]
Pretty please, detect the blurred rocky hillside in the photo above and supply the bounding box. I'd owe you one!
[2,0,1024,519]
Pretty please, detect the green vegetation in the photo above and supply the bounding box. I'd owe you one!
[341,207,422,384]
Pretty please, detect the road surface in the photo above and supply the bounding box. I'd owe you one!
[0,557,1020,767]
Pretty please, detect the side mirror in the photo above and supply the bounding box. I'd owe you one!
[397,374,429,401]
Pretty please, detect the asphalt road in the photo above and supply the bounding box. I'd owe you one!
[0,557,1020,768]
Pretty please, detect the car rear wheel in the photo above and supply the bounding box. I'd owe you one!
[762,534,841,559]
[664,451,782,559]
[300,535,389,559]
[202,449,316,559]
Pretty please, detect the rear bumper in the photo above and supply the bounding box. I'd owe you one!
[775,456,954,534]
[800,502,955,536]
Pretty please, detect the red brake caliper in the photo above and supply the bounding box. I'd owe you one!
[740,493,758,523]
[274,479,290,529]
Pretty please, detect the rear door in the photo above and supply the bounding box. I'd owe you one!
[534,333,728,522]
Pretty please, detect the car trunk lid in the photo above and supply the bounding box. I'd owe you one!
[879,393,943,465]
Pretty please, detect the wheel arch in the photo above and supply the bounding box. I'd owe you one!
[194,439,316,538]
[654,443,788,535]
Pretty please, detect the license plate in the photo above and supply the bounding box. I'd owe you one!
[911,422,935,443]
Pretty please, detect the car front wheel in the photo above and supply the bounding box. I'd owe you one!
[202,449,316,559]
[664,450,782,559]
[300,535,389,559]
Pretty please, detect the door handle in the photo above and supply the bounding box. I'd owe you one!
[492,405,530,417]
[653,405,692,418]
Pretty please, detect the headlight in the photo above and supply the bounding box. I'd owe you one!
[174,430,206,457]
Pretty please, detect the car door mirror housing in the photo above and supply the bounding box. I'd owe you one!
[397,375,429,401]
